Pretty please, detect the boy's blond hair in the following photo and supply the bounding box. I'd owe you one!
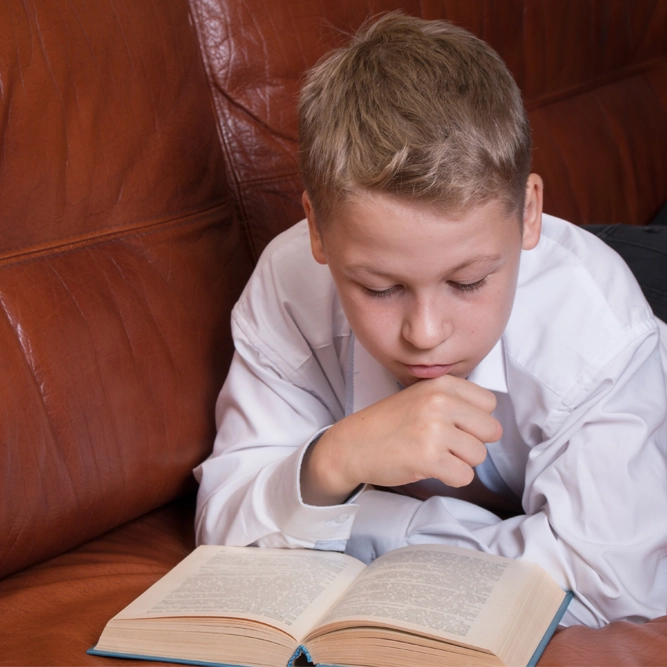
[298,13,532,222]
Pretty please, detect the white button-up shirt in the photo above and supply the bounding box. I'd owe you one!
[194,214,667,628]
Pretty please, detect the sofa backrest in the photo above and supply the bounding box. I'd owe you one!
[1,0,666,579]
[191,0,667,261]
[0,0,254,578]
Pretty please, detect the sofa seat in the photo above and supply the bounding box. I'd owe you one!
[0,497,195,667]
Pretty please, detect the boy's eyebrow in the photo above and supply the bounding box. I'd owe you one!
[448,254,503,272]
[349,254,503,278]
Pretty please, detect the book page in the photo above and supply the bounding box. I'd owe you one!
[311,544,540,653]
[113,545,366,641]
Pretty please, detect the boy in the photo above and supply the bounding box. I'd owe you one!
[194,14,667,628]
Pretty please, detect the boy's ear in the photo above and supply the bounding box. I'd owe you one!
[522,174,543,251]
[303,191,328,265]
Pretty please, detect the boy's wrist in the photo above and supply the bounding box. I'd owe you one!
[300,427,358,506]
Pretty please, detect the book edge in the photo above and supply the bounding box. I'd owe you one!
[88,591,574,667]
[87,645,249,667]
[526,591,574,667]
[306,589,574,666]
[88,644,312,667]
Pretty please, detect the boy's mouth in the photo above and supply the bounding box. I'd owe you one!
[402,363,455,379]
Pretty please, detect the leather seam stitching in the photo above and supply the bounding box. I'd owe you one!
[0,202,228,269]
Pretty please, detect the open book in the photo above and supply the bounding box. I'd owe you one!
[89,544,571,667]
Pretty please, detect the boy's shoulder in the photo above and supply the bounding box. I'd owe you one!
[240,218,335,305]
[233,219,348,356]
[520,213,655,329]
[252,218,317,275]
[504,214,659,404]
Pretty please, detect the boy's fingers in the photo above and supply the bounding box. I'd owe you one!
[450,400,503,444]
[431,375,498,413]
[446,430,488,468]
[432,451,476,488]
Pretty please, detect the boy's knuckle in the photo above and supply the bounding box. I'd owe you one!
[422,391,451,415]
[418,431,441,459]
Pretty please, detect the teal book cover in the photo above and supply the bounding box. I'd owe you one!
[87,645,313,667]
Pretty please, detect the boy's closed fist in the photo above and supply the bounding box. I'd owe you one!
[300,376,502,506]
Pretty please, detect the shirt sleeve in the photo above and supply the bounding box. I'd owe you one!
[194,313,361,550]
[345,327,667,628]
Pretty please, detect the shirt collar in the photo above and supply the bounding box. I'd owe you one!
[467,338,508,394]
[348,334,401,415]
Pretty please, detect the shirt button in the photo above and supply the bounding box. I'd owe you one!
[336,514,350,523]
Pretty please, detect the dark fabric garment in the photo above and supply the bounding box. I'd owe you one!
[585,222,667,324]
[649,201,667,227]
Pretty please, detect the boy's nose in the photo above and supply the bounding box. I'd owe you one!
[401,303,453,350]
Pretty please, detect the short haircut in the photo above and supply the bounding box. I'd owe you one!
[298,12,532,223]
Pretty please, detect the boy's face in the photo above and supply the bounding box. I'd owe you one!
[305,177,543,387]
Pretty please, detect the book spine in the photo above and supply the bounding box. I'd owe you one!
[288,645,314,667]
[527,591,575,667]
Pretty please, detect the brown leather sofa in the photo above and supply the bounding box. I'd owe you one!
[0,1,665,665]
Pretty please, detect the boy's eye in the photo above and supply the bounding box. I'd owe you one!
[450,277,488,293]
[362,285,401,299]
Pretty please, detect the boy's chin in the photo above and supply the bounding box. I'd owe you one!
[391,365,470,388]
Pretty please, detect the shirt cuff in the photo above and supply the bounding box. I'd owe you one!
[345,488,422,563]
[265,427,362,542]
